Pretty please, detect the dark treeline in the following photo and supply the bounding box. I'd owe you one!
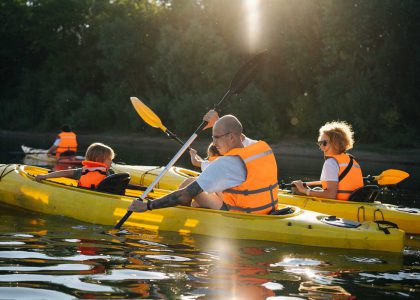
[1,0,419,146]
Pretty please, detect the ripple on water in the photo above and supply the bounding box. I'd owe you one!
[0,287,73,300]
[90,269,168,280]
[145,254,192,262]
[270,258,324,267]
[0,250,120,261]
[0,241,25,245]
[0,274,114,292]
[345,256,385,264]
[0,263,91,271]
[359,271,420,281]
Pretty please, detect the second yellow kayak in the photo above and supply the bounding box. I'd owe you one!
[111,163,420,235]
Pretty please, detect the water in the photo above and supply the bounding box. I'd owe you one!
[1,134,419,299]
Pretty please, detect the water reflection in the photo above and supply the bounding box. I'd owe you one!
[0,203,418,299]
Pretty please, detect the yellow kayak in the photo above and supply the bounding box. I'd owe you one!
[21,145,84,166]
[111,163,199,190]
[0,164,404,252]
[112,163,420,235]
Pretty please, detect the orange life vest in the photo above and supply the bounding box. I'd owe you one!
[208,155,219,162]
[321,153,363,200]
[78,161,108,189]
[222,141,278,214]
[55,131,78,157]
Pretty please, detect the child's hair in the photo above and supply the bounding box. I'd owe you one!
[206,143,220,159]
[85,143,115,162]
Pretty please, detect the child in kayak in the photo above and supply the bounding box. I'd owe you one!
[189,143,220,171]
[35,142,115,189]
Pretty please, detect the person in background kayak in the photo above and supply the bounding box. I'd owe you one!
[189,142,221,171]
[35,142,115,189]
[47,124,78,157]
[292,120,363,200]
[129,110,279,214]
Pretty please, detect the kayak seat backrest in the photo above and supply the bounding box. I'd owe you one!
[97,173,131,195]
[348,185,379,202]
[60,150,77,157]
[270,206,295,215]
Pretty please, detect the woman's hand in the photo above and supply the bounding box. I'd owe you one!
[291,180,308,194]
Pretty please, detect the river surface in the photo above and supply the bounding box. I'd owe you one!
[0,134,419,299]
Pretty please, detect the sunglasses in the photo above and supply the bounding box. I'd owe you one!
[212,132,231,141]
[317,140,328,147]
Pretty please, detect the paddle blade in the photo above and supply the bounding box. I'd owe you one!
[229,49,268,95]
[130,97,167,131]
[374,169,409,185]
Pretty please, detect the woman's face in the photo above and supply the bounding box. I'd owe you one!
[317,133,338,156]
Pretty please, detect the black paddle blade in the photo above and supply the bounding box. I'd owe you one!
[229,49,268,95]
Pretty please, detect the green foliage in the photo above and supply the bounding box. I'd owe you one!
[0,0,419,147]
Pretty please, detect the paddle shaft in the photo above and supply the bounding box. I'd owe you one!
[281,174,394,189]
[115,133,199,228]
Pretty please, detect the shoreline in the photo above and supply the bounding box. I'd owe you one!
[2,130,419,165]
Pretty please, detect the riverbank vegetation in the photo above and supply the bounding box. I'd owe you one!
[1,0,419,147]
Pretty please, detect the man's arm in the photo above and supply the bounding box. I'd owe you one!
[128,181,203,212]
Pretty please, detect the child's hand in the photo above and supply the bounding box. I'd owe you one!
[35,174,47,182]
[189,148,197,157]
[189,149,201,167]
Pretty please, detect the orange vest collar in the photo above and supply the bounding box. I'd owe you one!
[82,160,109,170]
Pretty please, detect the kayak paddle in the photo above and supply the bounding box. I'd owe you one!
[368,169,409,185]
[130,97,187,147]
[282,168,410,189]
[115,49,269,229]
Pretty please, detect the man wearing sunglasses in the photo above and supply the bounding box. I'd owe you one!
[129,110,278,214]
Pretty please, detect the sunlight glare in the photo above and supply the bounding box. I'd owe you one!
[245,0,261,52]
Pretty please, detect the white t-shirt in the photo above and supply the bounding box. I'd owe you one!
[196,137,257,192]
[320,158,339,182]
[200,160,211,171]
[53,138,61,146]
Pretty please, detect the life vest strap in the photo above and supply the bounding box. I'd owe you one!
[243,150,273,163]
[224,183,278,196]
[337,189,354,194]
[338,156,354,182]
[225,199,279,213]
[81,168,108,176]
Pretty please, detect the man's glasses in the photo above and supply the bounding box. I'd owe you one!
[317,140,328,147]
[212,132,231,141]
